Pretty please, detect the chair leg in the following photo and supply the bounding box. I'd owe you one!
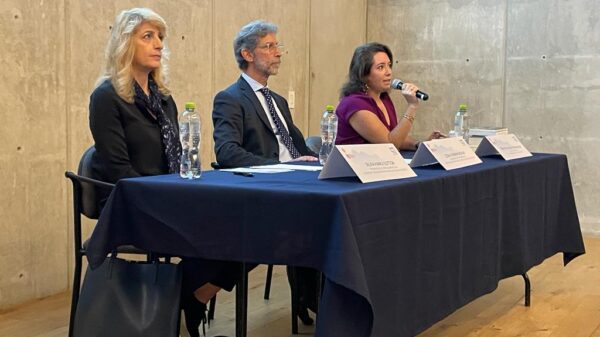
[289,267,299,335]
[235,262,248,337]
[315,271,323,313]
[264,264,274,300]
[522,272,531,307]
[288,267,322,334]
[208,294,216,321]
[68,254,83,337]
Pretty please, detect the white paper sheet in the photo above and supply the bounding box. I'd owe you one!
[250,164,323,171]
[220,167,293,174]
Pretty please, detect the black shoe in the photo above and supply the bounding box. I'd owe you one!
[303,296,319,314]
[181,293,207,337]
[297,304,314,325]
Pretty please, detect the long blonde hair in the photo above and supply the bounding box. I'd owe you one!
[96,8,171,102]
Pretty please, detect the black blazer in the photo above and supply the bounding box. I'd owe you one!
[89,80,179,184]
[212,76,315,168]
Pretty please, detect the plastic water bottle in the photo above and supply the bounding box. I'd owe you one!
[461,104,470,144]
[452,104,468,141]
[179,102,201,179]
[319,104,338,165]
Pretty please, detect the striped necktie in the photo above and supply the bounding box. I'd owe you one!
[259,87,301,159]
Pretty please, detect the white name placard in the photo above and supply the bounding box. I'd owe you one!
[475,134,532,160]
[318,144,416,183]
[411,137,482,170]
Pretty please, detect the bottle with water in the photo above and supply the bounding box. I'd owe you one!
[460,104,470,144]
[319,104,338,165]
[179,102,201,179]
[452,104,468,141]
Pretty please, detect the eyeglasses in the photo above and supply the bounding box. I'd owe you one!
[256,42,284,53]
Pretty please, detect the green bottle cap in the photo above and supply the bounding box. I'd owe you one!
[326,105,335,111]
[459,104,467,111]
[185,102,196,110]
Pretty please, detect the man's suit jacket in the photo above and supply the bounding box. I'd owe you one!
[212,76,316,168]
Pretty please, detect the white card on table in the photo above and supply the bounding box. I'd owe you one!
[475,134,532,160]
[411,137,482,170]
[319,144,416,183]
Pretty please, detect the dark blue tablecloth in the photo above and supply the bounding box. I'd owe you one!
[87,153,585,337]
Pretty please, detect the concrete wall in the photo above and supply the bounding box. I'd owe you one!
[368,0,600,235]
[0,0,69,310]
[308,1,367,134]
[0,0,365,309]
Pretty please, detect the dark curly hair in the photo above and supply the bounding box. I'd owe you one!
[339,42,393,98]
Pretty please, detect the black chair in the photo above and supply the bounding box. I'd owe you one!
[66,146,204,337]
[65,146,150,337]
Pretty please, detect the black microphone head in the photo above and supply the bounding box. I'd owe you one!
[391,78,429,101]
[390,79,404,90]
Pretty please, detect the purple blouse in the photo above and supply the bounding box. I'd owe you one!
[335,92,398,145]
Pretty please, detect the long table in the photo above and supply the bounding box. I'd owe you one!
[87,153,585,337]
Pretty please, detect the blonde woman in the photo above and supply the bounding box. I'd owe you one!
[89,8,233,337]
[90,7,178,185]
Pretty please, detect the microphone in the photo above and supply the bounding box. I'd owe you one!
[390,79,429,101]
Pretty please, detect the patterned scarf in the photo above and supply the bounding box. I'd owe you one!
[133,77,181,173]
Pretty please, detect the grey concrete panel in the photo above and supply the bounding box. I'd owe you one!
[506,56,600,140]
[0,0,67,310]
[368,0,505,62]
[28,158,69,298]
[0,156,30,307]
[0,2,67,156]
[505,0,600,235]
[508,1,600,57]
[66,0,121,172]
[308,0,367,136]
[368,0,506,138]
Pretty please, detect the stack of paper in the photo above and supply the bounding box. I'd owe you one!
[220,164,323,174]
[469,126,508,137]
[469,126,508,150]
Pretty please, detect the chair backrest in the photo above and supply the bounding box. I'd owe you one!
[66,146,114,220]
[78,146,96,179]
[305,136,322,155]
[77,146,105,219]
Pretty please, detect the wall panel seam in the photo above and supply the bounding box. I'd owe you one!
[63,0,72,289]
[501,0,509,127]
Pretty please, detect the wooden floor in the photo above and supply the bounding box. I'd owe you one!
[1,236,599,337]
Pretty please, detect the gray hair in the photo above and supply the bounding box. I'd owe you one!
[233,20,278,70]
